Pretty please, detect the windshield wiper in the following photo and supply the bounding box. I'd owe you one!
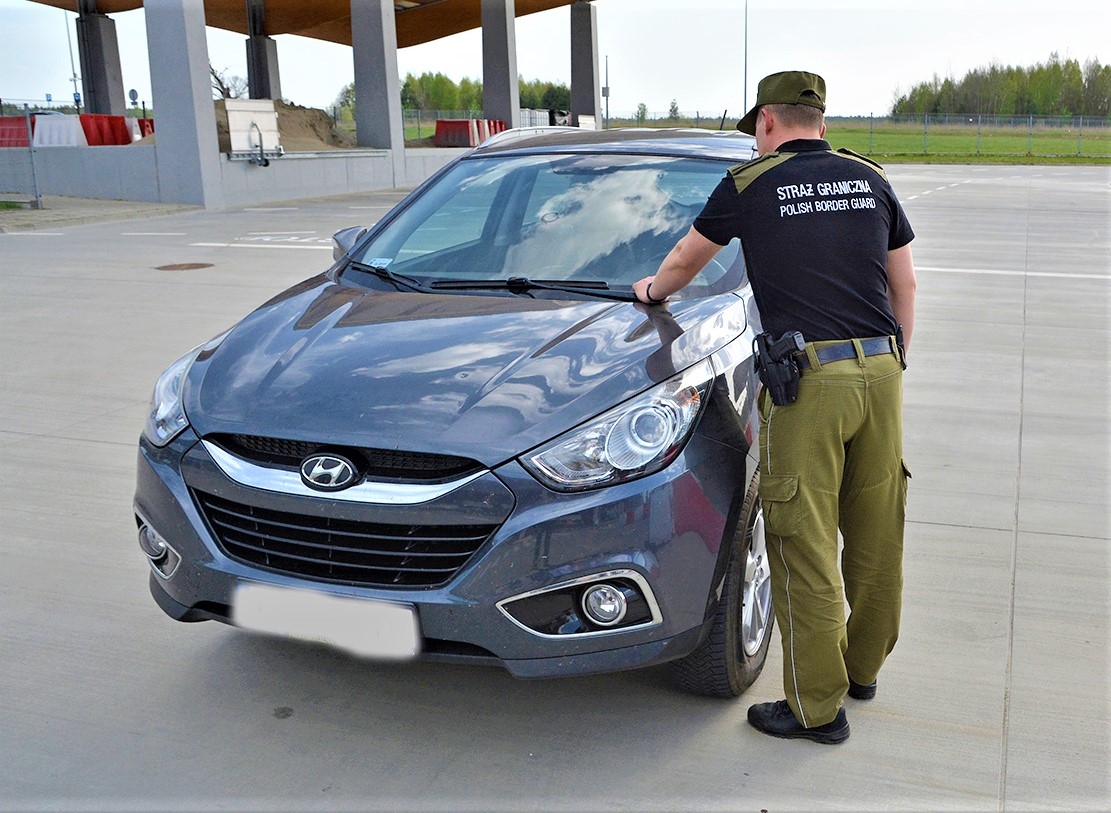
[428,277,639,302]
[346,260,435,294]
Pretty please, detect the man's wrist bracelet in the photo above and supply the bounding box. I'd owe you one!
[645,283,666,304]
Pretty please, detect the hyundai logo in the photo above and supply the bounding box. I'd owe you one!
[300,453,358,491]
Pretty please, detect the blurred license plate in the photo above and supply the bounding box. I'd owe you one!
[233,582,420,660]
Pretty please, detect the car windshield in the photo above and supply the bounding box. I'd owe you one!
[345,152,745,300]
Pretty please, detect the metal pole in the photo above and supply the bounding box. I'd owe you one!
[23,105,43,210]
[743,0,748,113]
[1077,115,1083,156]
[604,55,610,130]
[869,113,873,154]
[63,10,80,111]
[923,114,929,154]
[977,114,981,156]
[1027,115,1033,155]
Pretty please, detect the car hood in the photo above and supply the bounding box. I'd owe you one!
[185,275,746,467]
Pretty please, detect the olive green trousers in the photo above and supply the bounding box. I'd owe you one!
[758,339,909,728]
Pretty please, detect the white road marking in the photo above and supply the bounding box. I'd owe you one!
[190,242,331,250]
[918,265,1109,281]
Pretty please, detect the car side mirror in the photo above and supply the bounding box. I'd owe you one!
[332,226,368,261]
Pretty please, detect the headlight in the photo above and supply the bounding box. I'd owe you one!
[143,351,194,447]
[142,332,228,447]
[521,360,713,491]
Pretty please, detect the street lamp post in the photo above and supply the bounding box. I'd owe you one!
[603,55,610,130]
[743,0,748,113]
[63,10,81,112]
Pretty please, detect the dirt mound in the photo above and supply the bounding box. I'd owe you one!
[211,98,355,153]
[273,100,356,151]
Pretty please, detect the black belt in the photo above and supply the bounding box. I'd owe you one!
[796,337,896,370]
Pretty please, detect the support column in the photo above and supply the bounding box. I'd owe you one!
[246,0,282,100]
[570,0,601,129]
[76,1,127,115]
[350,0,405,180]
[481,0,520,128]
[144,0,224,207]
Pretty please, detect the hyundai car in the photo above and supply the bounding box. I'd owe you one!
[134,127,774,697]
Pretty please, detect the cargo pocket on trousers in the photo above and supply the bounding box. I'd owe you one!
[759,473,800,538]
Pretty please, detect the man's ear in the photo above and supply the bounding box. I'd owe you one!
[758,106,773,136]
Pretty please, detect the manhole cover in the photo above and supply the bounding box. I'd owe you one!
[155,263,214,271]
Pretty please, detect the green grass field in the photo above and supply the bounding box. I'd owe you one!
[341,114,1111,164]
[827,122,1110,162]
[594,116,1110,164]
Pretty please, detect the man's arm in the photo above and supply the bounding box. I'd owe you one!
[633,226,724,304]
[887,243,917,354]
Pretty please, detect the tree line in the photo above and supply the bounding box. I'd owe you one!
[333,73,571,114]
[891,53,1110,118]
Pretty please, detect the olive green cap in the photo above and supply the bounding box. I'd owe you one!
[737,70,827,134]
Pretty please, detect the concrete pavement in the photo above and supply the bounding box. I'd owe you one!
[0,166,1108,811]
[0,195,198,233]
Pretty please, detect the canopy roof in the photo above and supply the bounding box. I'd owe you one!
[28,0,580,49]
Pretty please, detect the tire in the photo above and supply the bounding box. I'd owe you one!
[669,474,774,698]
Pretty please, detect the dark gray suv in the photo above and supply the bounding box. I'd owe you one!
[134,127,773,697]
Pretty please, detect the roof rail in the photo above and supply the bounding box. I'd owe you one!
[478,126,583,148]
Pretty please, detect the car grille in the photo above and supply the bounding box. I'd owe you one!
[214,433,481,482]
[193,490,497,588]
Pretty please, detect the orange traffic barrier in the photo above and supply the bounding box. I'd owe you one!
[1,113,142,147]
[78,114,101,145]
[434,119,478,147]
[78,114,134,146]
[433,119,508,147]
[108,115,131,144]
[0,116,31,148]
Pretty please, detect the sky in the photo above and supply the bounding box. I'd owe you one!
[1,0,1107,118]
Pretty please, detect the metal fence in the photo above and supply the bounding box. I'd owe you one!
[837,113,1110,158]
[887,113,1109,129]
[0,106,43,207]
[602,111,1111,158]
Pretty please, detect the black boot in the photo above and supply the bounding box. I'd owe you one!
[848,678,877,700]
[747,700,850,744]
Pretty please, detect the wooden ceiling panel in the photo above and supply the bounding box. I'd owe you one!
[27,0,581,48]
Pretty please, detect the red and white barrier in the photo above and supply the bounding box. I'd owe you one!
[434,119,508,147]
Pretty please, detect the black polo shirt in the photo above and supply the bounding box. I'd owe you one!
[693,138,914,341]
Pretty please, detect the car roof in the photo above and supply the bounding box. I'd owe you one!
[471,126,758,162]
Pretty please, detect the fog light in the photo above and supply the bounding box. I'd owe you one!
[137,521,181,578]
[138,524,167,561]
[581,583,627,626]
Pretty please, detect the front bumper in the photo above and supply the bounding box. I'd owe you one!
[134,427,747,679]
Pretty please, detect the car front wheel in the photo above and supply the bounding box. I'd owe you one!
[669,475,774,697]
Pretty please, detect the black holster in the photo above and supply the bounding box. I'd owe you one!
[754,331,805,406]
